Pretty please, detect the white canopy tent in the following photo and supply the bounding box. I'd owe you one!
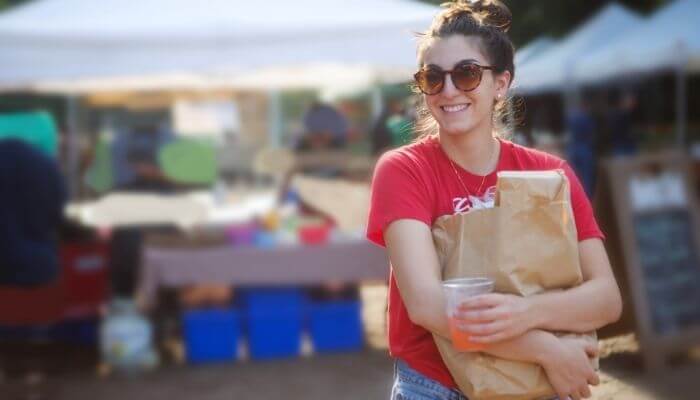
[574,0,700,83]
[514,37,555,70]
[0,0,439,197]
[573,0,700,147]
[0,0,438,91]
[28,64,416,95]
[514,3,643,94]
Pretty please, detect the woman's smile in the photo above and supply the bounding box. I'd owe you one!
[440,103,471,113]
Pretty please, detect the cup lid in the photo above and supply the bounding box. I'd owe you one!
[442,277,494,289]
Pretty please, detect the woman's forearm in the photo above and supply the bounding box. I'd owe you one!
[409,288,452,341]
[417,307,557,365]
[481,329,558,365]
[412,296,558,366]
[529,277,622,333]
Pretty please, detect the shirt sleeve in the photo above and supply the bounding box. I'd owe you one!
[560,161,605,242]
[366,151,433,247]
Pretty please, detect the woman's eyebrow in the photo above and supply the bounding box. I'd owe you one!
[424,59,480,69]
[453,58,479,67]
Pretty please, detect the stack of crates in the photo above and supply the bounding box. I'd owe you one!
[181,287,365,364]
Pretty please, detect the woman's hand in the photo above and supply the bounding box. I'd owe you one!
[541,336,599,400]
[453,293,537,343]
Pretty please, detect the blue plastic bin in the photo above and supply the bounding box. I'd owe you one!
[242,288,305,360]
[183,307,240,364]
[309,301,364,353]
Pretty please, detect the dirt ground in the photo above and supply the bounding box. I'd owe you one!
[1,284,698,399]
[1,335,699,400]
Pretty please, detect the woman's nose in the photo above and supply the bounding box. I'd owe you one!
[442,73,460,97]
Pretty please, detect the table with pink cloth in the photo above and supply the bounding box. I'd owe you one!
[137,240,389,307]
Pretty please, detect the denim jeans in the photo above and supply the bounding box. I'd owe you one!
[390,359,468,400]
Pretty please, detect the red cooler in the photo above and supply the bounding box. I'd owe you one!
[60,241,110,318]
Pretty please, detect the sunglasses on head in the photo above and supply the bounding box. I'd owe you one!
[414,61,495,95]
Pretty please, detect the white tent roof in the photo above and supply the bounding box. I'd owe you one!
[514,37,555,69]
[574,0,700,84]
[514,3,643,94]
[0,0,438,91]
[28,64,417,94]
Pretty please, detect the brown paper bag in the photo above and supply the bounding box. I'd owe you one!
[432,170,598,400]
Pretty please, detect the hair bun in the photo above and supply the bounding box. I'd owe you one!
[473,0,512,32]
[442,0,512,33]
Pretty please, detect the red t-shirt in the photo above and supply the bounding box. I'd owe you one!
[366,136,604,389]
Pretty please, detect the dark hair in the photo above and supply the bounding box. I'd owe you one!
[413,0,518,139]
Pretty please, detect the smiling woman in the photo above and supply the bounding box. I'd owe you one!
[413,0,515,149]
[366,1,622,400]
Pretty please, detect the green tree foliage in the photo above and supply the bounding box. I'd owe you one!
[0,0,31,12]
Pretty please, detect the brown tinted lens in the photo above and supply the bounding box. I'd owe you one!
[451,64,482,92]
[416,69,445,95]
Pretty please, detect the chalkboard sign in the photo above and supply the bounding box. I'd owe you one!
[633,209,700,335]
[600,152,700,371]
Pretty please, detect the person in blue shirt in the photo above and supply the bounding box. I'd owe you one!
[606,91,639,157]
[111,123,174,191]
[0,139,66,286]
[296,102,348,152]
[566,98,596,196]
[109,123,176,296]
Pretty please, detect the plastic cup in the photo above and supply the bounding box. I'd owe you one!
[442,277,494,351]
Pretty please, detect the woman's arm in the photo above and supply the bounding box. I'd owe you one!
[456,238,623,343]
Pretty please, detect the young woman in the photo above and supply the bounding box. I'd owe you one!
[366,2,622,399]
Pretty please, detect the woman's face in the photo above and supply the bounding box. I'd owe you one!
[420,35,510,137]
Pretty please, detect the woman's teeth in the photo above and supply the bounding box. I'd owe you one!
[441,104,469,113]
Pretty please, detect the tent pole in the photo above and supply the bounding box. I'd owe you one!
[675,64,687,148]
[66,95,80,199]
[369,86,383,124]
[267,89,283,148]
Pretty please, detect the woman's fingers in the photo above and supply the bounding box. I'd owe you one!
[458,293,503,309]
[455,306,509,322]
[469,331,509,343]
[454,319,506,335]
[588,371,600,386]
[580,383,592,398]
[584,342,599,358]
[452,322,515,343]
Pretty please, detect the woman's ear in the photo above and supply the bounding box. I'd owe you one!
[495,70,512,98]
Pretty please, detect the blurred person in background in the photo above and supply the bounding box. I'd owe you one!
[290,101,351,180]
[0,138,66,397]
[0,139,66,286]
[372,98,415,155]
[109,122,175,297]
[566,97,596,196]
[111,122,175,192]
[296,101,348,152]
[367,1,621,399]
[605,90,639,157]
[294,101,361,301]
